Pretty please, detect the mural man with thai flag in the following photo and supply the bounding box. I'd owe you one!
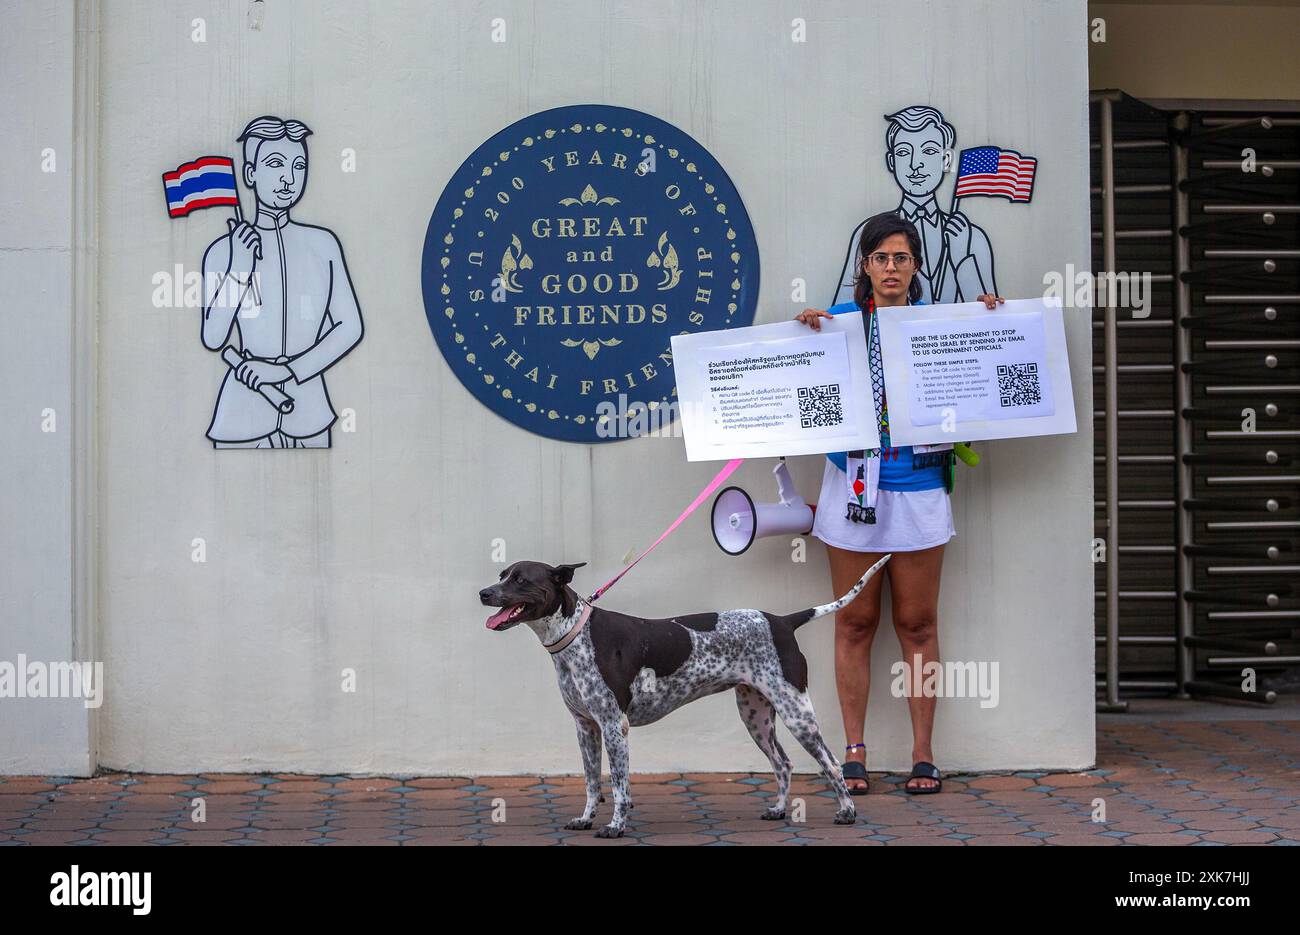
[833,105,1037,306]
[162,115,364,448]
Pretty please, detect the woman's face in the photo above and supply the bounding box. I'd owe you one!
[862,232,915,305]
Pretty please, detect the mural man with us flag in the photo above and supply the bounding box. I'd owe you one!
[832,105,1037,306]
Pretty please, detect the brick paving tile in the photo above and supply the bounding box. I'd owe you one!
[1044,774,1108,789]
[558,833,637,846]
[402,777,469,789]
[193,781,263,795]
[400,789,473,802]
[90,832,177,845]
[55,780,125,796]
[242,830,321,844]
[120,781,194,795]
[1165,813,1259,831]
[390,813,480,828]
[328,779,405,793]
[328,792,403,805]
[717,830,802,845]
[964,834,1043,846]
[13,831,93,845]
[253,792,330,807]
[802,836,884,845]
[94,818,183,832]
[17,818,102,832]
[688,782,766,796]
[162,817,251,831]
[1043,833,1122,845]
[261,782,331,794]
[480,833,560,845]
[322,814,407,830]
[1107,820,1191,835]
[695,817,793,833]
[966,776,1036,791]
[637,833,724,845]
[1120,833,1200,845]
[108,793,186,809]
[245,815,331,831]
[1201,830,1279,844]
[0,779,58,795]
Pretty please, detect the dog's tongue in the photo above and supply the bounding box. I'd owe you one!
[485,605,519,630]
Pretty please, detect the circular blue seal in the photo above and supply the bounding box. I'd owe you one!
[421,104,760,443]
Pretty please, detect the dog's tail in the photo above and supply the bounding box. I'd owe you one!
[791,554,891,630]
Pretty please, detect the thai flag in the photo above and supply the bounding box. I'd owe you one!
[162,156,240,218]
[953,146,1037,203]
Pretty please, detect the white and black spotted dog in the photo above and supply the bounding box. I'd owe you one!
[479,555,890,838]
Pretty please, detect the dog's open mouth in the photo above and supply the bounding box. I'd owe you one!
[485,604,527,630]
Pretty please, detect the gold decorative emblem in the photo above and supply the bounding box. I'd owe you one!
[646,232,681,290]
[498,233,533,293]
[560,337,624,360]
[558,183,620,207]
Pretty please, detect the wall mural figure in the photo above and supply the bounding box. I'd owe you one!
[165,115,364,448]
[832,105,1036,307]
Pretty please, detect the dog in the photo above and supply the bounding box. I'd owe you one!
[478,555,890,838]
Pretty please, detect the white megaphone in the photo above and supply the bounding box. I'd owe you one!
[711,460,815,556]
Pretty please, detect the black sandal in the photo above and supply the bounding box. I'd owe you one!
[904,761,942,795]
[842,744,869,796]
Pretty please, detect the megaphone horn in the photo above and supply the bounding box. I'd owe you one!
[710,460,815,556]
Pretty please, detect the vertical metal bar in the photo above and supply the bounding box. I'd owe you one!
[1099,96,1127,712]
[1172,113,1195,697]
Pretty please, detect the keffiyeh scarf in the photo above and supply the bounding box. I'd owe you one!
[845,297,950,524]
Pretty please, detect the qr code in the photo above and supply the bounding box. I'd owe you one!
[998,362,1041,407]
[798,383,843,428]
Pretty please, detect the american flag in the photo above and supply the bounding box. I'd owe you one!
[953,146,1037,202]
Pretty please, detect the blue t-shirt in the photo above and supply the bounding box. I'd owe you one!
[825,300,945,491]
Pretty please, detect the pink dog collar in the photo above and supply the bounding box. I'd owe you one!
[544,602,592,655]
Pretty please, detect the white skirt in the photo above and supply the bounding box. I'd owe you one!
[811,458,956,553]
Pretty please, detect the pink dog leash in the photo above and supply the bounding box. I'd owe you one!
[587,458,745,603]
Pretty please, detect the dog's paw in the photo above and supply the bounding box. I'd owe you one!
[564,817,593,831]
[833,806,857,825]
[760,807,786,821]
[594,824,625,839]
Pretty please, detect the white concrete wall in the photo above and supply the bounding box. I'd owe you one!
[10,0,1095,775]
[0,1,95,774]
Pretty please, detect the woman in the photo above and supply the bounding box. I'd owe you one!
[795,212,1002,795]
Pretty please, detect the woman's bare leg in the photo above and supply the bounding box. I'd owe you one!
[885,543,945,791]
[826,544,888,791]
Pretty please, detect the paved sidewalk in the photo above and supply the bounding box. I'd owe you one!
[3,718,1298,845]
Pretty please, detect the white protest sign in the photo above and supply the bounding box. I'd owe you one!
[876,297,1077,445]
[671,312,880,461]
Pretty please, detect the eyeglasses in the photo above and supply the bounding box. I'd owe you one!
[866,252,917,270]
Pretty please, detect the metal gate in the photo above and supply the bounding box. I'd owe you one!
[1091,91,1299,710]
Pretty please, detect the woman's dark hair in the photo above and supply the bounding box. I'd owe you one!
[852,212,924,308]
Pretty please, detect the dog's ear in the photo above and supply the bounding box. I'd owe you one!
[551,562,587,586]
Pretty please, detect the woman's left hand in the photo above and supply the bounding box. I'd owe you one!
[976,294,1005,310]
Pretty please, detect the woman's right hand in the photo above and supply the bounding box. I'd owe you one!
[794,307,833,331]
